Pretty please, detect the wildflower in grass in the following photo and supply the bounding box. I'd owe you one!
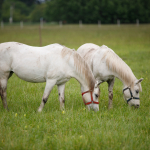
[62,111,65,114]
[83,107,86,111]
[25,125,27,129]
[66,118,69,121]
[15,113,17,117]
[24,114,26,117]
[79,135,83,138]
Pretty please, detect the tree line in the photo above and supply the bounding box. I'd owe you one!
[1,0,150,24]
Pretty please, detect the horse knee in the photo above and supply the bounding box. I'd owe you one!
[109,91,113,100]
[38,97,48,112]
[43,97,48,104]
[108,91,113,109]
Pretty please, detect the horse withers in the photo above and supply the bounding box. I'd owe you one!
[0,42,100,111]
[77,43,143,108]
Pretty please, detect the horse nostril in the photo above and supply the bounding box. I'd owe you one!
[136,104,139,108]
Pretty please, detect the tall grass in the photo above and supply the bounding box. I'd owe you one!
[0,24,150,150]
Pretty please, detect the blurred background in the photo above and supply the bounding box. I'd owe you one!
[0,0,150,24]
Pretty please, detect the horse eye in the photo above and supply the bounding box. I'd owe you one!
[136,90,139,94]
[95,94,99,98]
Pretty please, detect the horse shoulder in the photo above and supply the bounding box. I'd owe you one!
[91,48,113,80]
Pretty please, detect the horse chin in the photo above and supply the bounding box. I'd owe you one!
[134,105,140,108]
[94,106,99,112]
[133,103,140,108]
[86,104,99,112]
[130,104,140,109]
[128,100,140,109]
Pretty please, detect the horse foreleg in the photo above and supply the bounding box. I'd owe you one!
[0,79,9,110]
[107,78,115,109]
[108,91,113,109]
[38,79,56,112]
[57,84,65,110]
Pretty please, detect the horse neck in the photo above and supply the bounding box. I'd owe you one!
[62,47,95,92]
[72,59,95,92]
[102,49,137,88]
[73,74,94,92]
[112,63,136,88]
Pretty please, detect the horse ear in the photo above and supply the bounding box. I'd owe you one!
[135,78,143,84]
[95,81,102,88]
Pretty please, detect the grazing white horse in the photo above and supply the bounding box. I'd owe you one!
[77,43,143,108]
[0,42,100,112]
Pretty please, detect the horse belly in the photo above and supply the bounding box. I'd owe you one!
[14,69,46,83]
[12,61,46,83]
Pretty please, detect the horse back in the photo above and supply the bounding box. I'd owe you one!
[77,43,100,70]
[0,42,71,82]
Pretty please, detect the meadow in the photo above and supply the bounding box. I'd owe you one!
[0,23,150,150]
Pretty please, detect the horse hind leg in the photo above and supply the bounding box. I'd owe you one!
[0,78,9,110]
[0,71,13,110]
[57,84,65,110]
[107,78,115,109]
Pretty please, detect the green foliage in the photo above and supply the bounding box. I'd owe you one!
[0,0,4,20]
[1,0,31,22]
[1,0,150,23]
[45,0,101,23]
[19,0,35,6]
[0,24,150,149]
[30,4,46,22]
[45,0,150,23]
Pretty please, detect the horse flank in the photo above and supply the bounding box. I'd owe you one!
[61,47,95,90]
[101,47,138,89]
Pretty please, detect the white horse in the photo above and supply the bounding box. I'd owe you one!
[77,43,143,108]
[0,42,100,112]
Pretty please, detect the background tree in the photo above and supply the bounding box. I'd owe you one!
[1,0,32,22]
[18,0,35,6]
[0,0,4,21]
[30,4,46,22]
[45,0,150,24]
[1,0,150,23]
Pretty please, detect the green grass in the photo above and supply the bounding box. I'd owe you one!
[0,24,150,150]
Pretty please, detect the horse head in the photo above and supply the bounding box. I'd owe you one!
[82,81,100,111]
[123,78,143,108]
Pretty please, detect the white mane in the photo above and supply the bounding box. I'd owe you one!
[101,46,137,88]
[61,47,95,90]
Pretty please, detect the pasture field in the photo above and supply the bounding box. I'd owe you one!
[0,24,150,150]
